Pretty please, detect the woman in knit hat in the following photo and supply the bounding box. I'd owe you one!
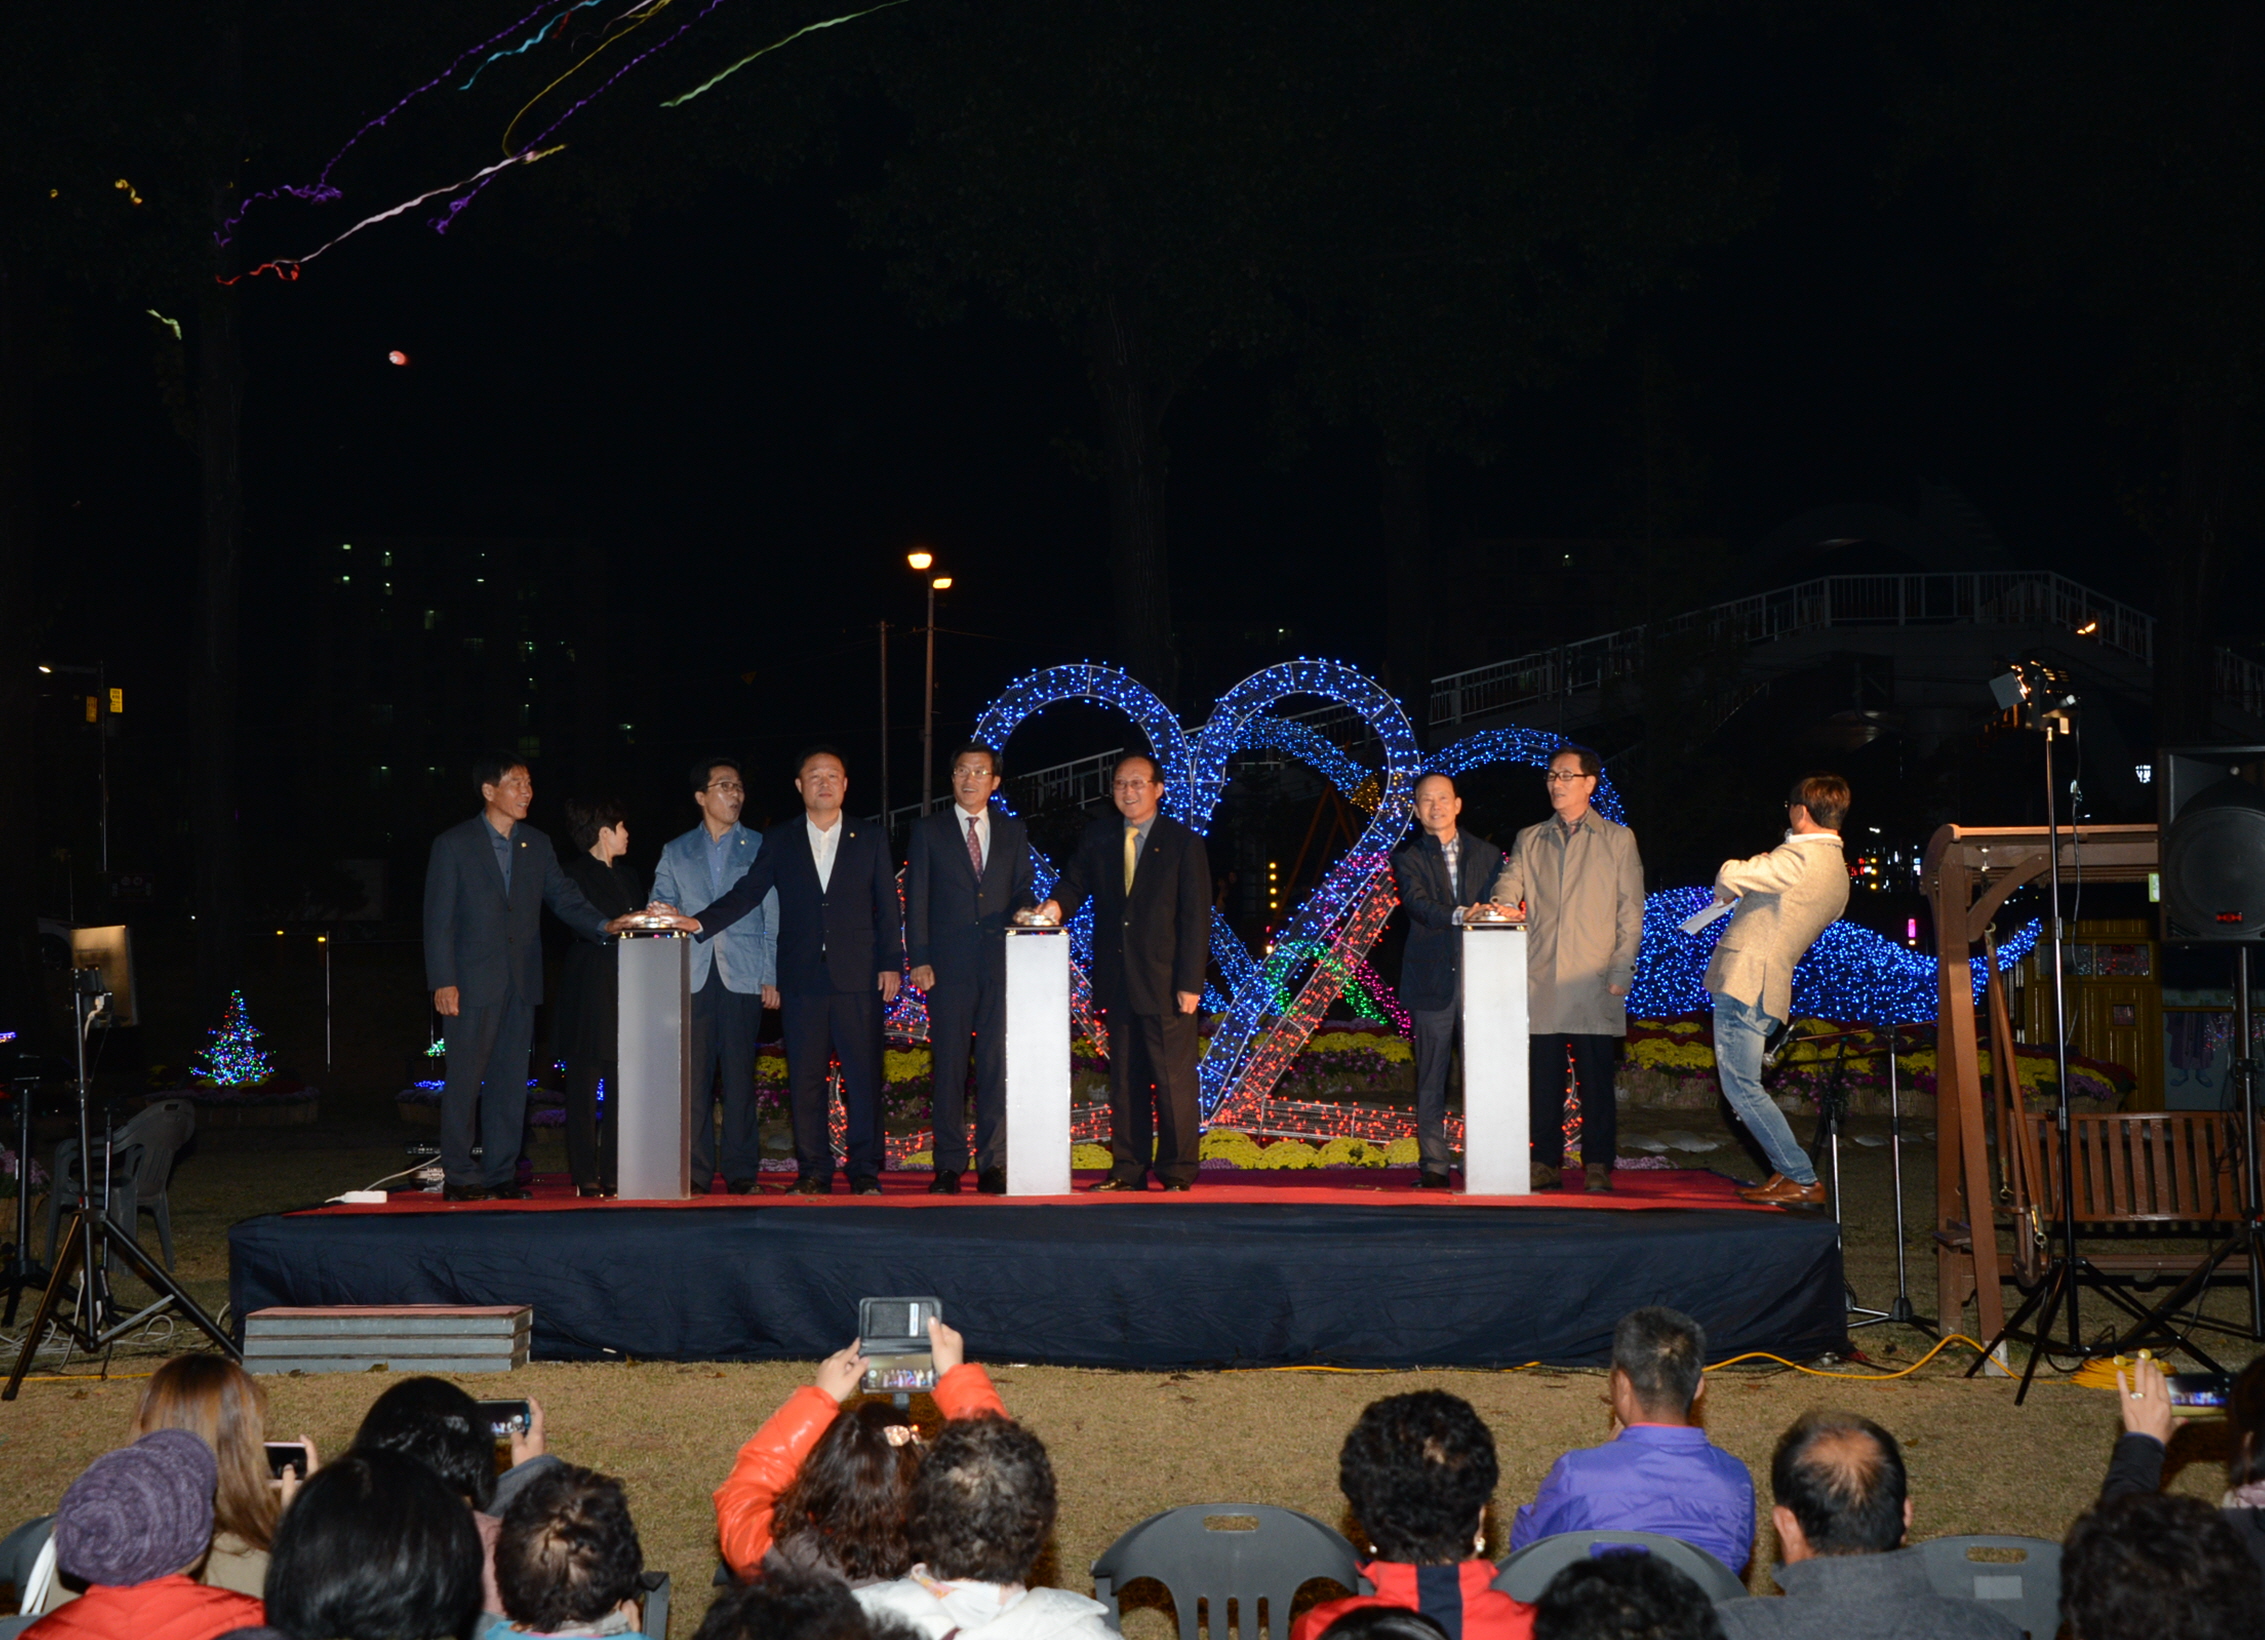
[22,1429,265,1640]
[132,1356,317,1598]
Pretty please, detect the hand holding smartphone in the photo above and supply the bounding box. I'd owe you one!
[858,1297,943,1395]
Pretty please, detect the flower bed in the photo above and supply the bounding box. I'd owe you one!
[157,1075,321,1127]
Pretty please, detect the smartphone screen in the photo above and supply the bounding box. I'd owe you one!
[475,1399,532,1438]
[2168,1372,2233,1413]
[265,1442,310,1479]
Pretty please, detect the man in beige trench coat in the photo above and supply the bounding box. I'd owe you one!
[1488,745,1645,1192]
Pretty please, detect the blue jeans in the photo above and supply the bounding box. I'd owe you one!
[1712,992,1816,1185]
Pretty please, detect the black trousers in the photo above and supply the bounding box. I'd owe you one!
[1530,1032,1620,1170]
[1410,1003,1460,1174]
[442,993,534,1188]
[689,968,764,1186]
[781,989,885,1181]
[563,1057,617,1192]
[926,963,1006,1173]
[1101,1003,1202,1185]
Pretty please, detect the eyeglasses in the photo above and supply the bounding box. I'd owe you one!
[705,782,745,796]
[1543,770,1591,783]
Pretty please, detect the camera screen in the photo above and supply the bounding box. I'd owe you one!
[861,1355,937,1393]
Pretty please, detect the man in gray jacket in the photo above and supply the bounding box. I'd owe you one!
[1704,772,1851,1207]
[1488,744,1645,1193]
[1719,1411,2018,1639]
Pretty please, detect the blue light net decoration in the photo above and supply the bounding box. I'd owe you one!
[1426,726,1625,824]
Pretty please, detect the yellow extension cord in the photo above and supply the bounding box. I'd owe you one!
[1238,1334,2011,1384]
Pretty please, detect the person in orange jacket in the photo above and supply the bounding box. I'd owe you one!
[714,1318,1005,1584]
[1294,1392,1535,1640]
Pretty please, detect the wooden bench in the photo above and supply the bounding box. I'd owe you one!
[2004,1109,2257,1284]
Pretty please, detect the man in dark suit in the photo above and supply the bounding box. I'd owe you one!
[689,748,903,1194]
[906,742,1037,1196]
[423,755,652,1201]
[1036,753,1212,1192]
[1388,773,1505,1189]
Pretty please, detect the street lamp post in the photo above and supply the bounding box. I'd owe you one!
[37,661,110,876]
[905,552,954,816]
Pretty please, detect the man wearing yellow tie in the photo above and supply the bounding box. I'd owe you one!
[1037,753,1214,1191]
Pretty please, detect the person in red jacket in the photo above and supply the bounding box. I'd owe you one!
[1294,1392,1535,1640]
[26,1429,265,1640]
[714,1318,1005,1584]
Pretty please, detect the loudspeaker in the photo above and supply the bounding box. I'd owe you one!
[2161,745,2265,942]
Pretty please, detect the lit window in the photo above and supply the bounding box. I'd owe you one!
[2134,764,2153,785]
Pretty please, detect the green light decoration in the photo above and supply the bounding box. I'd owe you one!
[195,990,274,1087]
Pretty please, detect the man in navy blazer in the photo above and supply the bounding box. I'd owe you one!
[1037,753,1212,1191]
[906,742,1036,1195]
[689,748,903,1194]
[423,755,649,1200]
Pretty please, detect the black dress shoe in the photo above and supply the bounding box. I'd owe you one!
[442,1183,491,1202]
[849,1177,883,1196]
[792,1175,828,1196]
[577,1184,606,1198]
[1086,1177,1146,1192]
[688,1178,713,1195]
[928,1170,963,1195]
[491,1183,533,1200]
[1161,1181,1192,1193]
[725,1178,760,1196]
[976,1167,1007,1196]
[1416,1170,1453,1190]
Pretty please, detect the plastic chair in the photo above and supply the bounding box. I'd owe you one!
[638,1570,672,1639]
[44,1099,195,1269]
[1092,1504,1363,1640]
[1493,1530,1747,1604]
[1916,1535,2060,1640]
[0,1515,55,1616]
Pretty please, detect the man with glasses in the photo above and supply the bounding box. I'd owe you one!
[1702,773,1852,1208]
[1036,754,1213,1191]
[653,757,778,1193]
[1487,745,1645,1192]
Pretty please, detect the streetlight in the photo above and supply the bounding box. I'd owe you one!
[905,550,954,815]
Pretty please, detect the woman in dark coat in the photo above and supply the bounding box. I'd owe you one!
[556,798,644,1196]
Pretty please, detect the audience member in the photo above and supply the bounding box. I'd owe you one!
[1315,1611,1448,1640]
[714,1320,1003,1584]
[854,1418,1113,1640]
[487,1465,645,1640]
[2062,1491,2263,1640]
[1532,1554,1724,1640]
[130,1356,315,1598]
[1512,1309,1752,1573]
[262,1450,483,1640]
[351,1377,557,1615]
[696,1569,914,1640]
[1295,1391,1534,1640]
[1717,1412,2017,1639]
[2102,1355,2265,1575]
[22,1429,265,1640]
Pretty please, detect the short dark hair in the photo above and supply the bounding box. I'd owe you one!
[795,745,846,778]
[1413,773,1457,798]
[350,1376,497,1510]
[1533,1552,1725,1640]
[770,1400,924,1583]
[1789,772,1850,831]
[692,757,743,795]
[474,752,528,794]
[265,1449,484,1640]
[1316,1609,1449,1640]
[692,1567,873,1640]
[1113,752,1162,785]
[1337,1391,1500,1564]
[495,1464,644,1632]
[1549,743,1601,779]
[952,743,1003,778]
[1612,1307,1707,1415]
[563,798,628,855]
[2063,1492,2264,1640]
[1769,1412,1906,1556]
[904,1416,1057,1585]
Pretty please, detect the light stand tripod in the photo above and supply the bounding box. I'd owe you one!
[2,1070,50,1327]
[3,973,238,1400]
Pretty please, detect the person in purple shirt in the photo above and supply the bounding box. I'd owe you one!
[1511,1306,1753,1574]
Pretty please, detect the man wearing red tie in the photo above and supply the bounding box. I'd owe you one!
[1036,754,1213,1192]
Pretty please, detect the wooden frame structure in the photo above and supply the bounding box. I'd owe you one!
[1922,822,2160,1338]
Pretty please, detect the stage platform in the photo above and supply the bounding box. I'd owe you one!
[227,1170,1849,1370]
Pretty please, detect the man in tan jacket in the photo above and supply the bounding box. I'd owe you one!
[1488,744,1646,1192]
[1704,772,1852,1207]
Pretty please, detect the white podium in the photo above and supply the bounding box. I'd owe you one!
[615,930,692,1201]
[1002,926,1072,1196]
[1458,924,1530,1195]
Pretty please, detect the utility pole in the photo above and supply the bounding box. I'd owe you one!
[878,620,890,822]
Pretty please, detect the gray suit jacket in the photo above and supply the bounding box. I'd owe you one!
[1703,831,1849,1023]
[422,816,608,1008]
[1487,810,1645,1037]
[1717,1547,2020,1640]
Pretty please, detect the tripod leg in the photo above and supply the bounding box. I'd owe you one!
[1967,1262,2056,1380]
[85,1218,238,1363]
[4,1211,90,1401]
[2012,1265,2071,1406]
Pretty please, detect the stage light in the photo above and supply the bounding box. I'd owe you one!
[906,549,934,571]
[387,349,409,366]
